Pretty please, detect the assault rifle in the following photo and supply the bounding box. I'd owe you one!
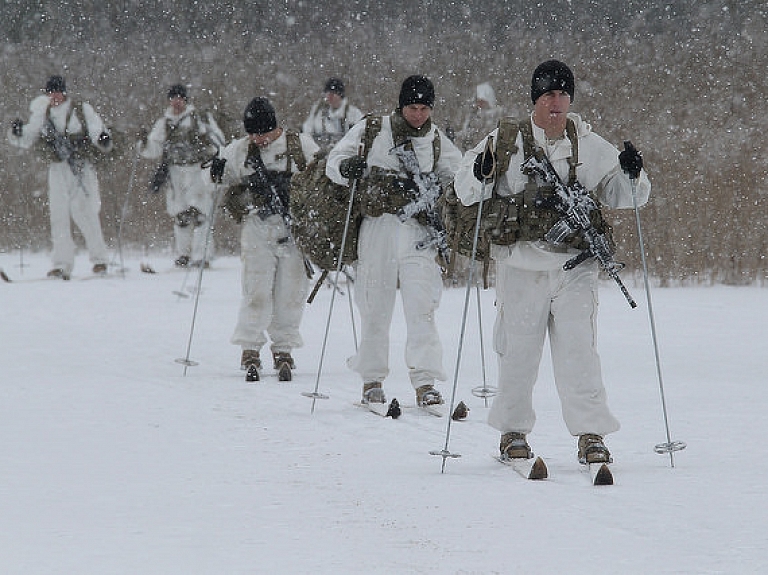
[392,143,451,266]
[244,150,293,230]
[43,117,86,177]
[244,150,314,278]
[521,152,636,308]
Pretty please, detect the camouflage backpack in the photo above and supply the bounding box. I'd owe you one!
[440,118,523,284]
[289,115,382,275]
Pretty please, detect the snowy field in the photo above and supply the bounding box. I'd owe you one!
[1,250,766,574]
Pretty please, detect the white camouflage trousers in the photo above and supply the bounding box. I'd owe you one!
[488,259,620,437]
[166,165,217,262]
[348,214,446,389]
[230,214,308,355]
[48,161,109,273]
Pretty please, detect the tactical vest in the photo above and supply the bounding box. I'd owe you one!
[486,117,611,249]
[311,100,350,150]
[442,117,613,284]
[221,130,305,223]
[359,116,442,220]
[164,112,216,166]
[35,101,101,164]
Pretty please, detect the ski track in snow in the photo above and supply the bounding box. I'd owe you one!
[1,252,767,574]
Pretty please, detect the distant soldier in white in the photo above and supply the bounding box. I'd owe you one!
[7,75,112,280]
[141,84,225,268]
[453,60,651,468]
[209,97,319,382]
[455,81,506,152]
[301,77,364,155]
[326,75,462,409]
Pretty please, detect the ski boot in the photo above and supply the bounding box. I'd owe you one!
[451,401,470,421]
[273,352,295,382]
[241,349,262,382]
[47,268,71,281]
[92,263,107,275]
[362,382,386,404]
[578,434,613,464]
[415,384,443,407]
[500,432,533,460]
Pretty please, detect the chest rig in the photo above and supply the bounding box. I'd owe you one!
[487,117,610,252]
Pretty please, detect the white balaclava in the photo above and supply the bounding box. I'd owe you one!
[475,82,497,108]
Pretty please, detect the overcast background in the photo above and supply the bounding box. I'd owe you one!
[1,0,766,284]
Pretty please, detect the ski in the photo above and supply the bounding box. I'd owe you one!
[1,273,109,283]
[356,398,401,419]
[587,462,614,486]
[493,455,548,480]
[419,404,445,418]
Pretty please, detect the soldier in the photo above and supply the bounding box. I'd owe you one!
[301,77,364,155]
[141,84,225,268]
[455,81,506,152]
[7,75,112,279]
[326,75,462,409]
[210,97,319,382]
[454,60,651,469]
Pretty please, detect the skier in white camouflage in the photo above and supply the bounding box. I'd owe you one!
[7,75,112,280]
[301,77,364,156]
[454,60,651,468]
[141,84,225,268]
[454,81,506,152]
[326,75,462,409]
[209,97,319,382]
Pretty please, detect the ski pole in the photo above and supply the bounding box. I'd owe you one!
[431,137,495,472]
[345,268,358,352]
[175,183,224,375]
[303,147,364,412]
[628,165,686,467]
[471,280,497,405]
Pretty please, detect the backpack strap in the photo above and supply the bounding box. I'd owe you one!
[284,129,307,172]
[565,118,579,185]
[492,117,521,194]
[360,114,382,159]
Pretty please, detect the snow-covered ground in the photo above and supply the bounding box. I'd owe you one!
[1,250,766,574]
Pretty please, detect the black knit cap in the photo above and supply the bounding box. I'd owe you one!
[398,75,435,109]
[243,97,277,134]
[45,75,66,94]
[324,77,345,97]
[531,60,575,103]
[168,84,188,100]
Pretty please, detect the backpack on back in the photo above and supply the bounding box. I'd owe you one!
[289,115,381,275]
[440,118,521,284]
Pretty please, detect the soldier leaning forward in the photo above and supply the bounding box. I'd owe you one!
[209,97,319,383]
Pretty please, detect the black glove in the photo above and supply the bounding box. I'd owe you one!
[11,119,23,137]
[97,132,111,147]
[619,141,643,179]
[210,157,227,183]
[473,149,496,182]
[339,156,367,179]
